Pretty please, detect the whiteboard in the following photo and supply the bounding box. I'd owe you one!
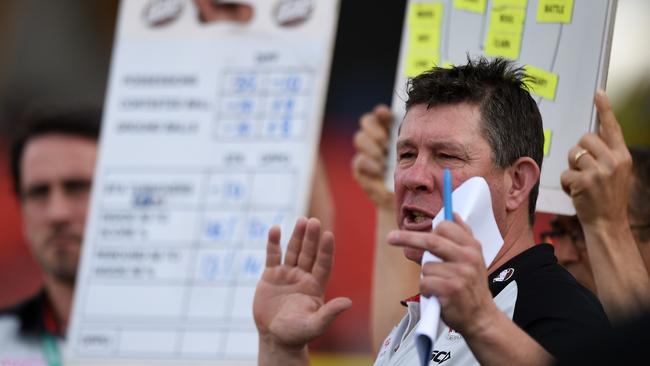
[65,0,339,364]
[386,0,617,215]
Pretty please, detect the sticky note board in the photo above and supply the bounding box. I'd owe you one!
[537,0,574,23]
[65,0,340,365]
[453,0,487,13]
[388,0,617,216]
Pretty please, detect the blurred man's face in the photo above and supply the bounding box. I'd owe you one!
[20,134,97,284]
[543,215,596,293]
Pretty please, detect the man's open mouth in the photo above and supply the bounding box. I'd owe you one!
[402,207,434,231]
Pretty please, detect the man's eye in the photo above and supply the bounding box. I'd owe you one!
[438,153,458,160]
[65,180,92,195]
[23,186,49,201]
[398,152,415,160]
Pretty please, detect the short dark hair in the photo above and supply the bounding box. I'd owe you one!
[629,146,650,242]
[405,57,544,224]
[9,108,102,197]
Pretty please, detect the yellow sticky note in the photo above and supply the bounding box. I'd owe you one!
[405,51,440,77]
[409,28,441,52]
[409,3,444,28]
[493,0,528,8]
[489,7,526,32]
[484,31,522,59]
[543,129,552,156]
[537,0,574,23]
[524,65,559,100]
[453,0,487,14]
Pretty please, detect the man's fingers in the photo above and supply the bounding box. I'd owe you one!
[353,129,385,160]
[419,276,456,300]
[372,104,395,130]
[360,113,390,144]
[284,217,308,266]
[265,225,282,267]
[312,297,352,332]
[352,154,385,179]
[387,230,464,262]
[312,231,335,288]
[351,154,394,208]
[297,218,322,272]
[451,214,474,236]
[579,133,616,164]
[567,144,598,171]
[434,220,480,250]
[595,90,626,149]
[560,169,581,196]
[422,262,458,279]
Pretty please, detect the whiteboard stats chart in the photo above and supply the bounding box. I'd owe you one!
[66,0,339,363]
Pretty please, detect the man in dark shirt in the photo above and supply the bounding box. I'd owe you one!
[253,57,610,365]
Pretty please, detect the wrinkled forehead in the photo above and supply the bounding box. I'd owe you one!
[398,102,484,142]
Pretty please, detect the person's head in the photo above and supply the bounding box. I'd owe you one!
[548,146,650,293]
[542,215,595,292]
[394,57,543,263]
[10,108,101,285]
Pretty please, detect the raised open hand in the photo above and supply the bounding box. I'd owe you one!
[253,217,351,353]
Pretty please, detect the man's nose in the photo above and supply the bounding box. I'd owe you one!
[403,157,435,193]
[45,189,74,223]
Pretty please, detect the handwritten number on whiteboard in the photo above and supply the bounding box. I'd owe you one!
[234,75,256,93]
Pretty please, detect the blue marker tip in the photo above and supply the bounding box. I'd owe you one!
[444,169,453,221]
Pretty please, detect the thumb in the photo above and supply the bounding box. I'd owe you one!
[312,297,352,331]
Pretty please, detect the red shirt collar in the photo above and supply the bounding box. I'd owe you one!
[42,297,63,337]
[400,294,421,306]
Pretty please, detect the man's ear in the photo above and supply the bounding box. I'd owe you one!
[505,157,540,213]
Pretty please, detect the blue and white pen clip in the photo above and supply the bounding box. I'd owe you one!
[444,168,453,222]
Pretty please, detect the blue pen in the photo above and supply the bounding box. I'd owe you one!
[444,169,453,221]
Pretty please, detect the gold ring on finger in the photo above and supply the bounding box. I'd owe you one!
[574,149,589,164]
